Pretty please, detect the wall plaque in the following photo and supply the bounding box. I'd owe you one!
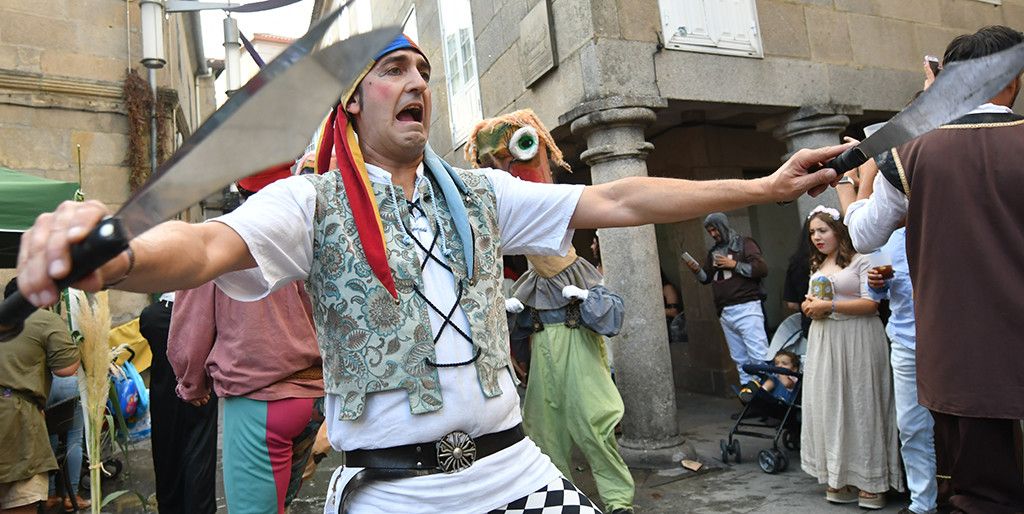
[519,0,557,87]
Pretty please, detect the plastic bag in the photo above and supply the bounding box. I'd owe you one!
[109,360,149,428]
[127,407,151,443]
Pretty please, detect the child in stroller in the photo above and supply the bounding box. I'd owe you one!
[721,349,803,474]
[738,350,800,405]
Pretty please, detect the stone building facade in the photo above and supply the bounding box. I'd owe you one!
[313,0,1023,465]
[0,0,216,321]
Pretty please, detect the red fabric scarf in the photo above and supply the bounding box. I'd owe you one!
[316,105,397,298]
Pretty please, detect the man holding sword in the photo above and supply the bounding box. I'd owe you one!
[11,31,854,512]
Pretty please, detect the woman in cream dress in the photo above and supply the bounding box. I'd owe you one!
[800,206,902,509]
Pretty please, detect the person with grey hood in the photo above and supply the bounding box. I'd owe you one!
[685,212,769,385]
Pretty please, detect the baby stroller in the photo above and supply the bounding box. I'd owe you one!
[720,313,805,474]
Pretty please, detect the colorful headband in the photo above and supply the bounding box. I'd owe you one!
[808,205,841,221]
[373,33,426,61]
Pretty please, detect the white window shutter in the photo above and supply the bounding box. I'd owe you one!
[659,0,763,58]
[659,0,715,49]
[711,0,762,56]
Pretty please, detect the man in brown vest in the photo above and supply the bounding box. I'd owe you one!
[845,25,1024,514]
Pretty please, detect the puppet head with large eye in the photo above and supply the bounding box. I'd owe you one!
[466,109,570,183]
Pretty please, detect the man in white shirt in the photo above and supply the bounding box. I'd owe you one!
[17,35,850,514]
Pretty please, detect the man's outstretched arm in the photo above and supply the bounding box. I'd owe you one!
[17,200,255,307]
[570,143,852,229]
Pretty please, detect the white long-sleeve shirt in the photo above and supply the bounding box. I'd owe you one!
[845,103,1012,252]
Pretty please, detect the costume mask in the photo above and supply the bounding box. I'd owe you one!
[468,110,577,277]
[465,109,569,184]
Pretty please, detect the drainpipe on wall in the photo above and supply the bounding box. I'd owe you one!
[185,9,211,127]
[140,0,166,176]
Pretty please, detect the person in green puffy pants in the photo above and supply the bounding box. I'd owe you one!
[511,302,634,514]
[468,109,635,514]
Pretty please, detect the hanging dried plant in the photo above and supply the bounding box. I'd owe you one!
[123,69,177,192]
[73,290,112,514]
[124,70,151,192]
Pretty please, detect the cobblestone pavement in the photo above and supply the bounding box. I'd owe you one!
[94,391,910,513]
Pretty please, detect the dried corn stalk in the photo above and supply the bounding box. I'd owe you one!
[73,290,111,514]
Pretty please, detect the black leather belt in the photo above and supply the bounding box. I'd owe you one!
[334,424,525,513]
[346,424,525,472]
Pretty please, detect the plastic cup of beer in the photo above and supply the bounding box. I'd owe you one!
[869,251,894,279]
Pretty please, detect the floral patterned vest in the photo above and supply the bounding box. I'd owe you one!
[304,167,510,420]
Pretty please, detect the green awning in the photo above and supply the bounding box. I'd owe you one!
[0,167,80,268]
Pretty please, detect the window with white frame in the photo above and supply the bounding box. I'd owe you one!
[658,0,763,58]
[438,0,482,145]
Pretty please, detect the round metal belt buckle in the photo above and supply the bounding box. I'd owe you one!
[436,430,477,473]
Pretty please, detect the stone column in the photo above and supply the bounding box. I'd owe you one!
[568,99,689,468]
[771,108,853,220]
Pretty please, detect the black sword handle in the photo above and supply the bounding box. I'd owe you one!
[787,145,871,201]
[820,146,870,175]
[0,217,129,342]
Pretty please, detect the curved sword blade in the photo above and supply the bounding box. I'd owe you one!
[860,42,1024,158]
[225,0,304,13]
[116,21,400,239]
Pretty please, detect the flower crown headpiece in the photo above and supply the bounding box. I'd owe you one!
[808,205,841,221]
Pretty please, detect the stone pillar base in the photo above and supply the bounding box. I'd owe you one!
[618,434,695,470]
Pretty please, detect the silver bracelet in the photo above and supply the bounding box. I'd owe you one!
[104,245,135,288]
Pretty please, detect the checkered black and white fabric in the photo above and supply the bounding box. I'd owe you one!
[488,477,603,514]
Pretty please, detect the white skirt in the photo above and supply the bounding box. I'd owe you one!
[800,315,904,492]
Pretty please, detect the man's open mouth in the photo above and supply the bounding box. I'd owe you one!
[396,105,423,123]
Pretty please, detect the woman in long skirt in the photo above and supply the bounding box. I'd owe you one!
[800,206,902,509]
